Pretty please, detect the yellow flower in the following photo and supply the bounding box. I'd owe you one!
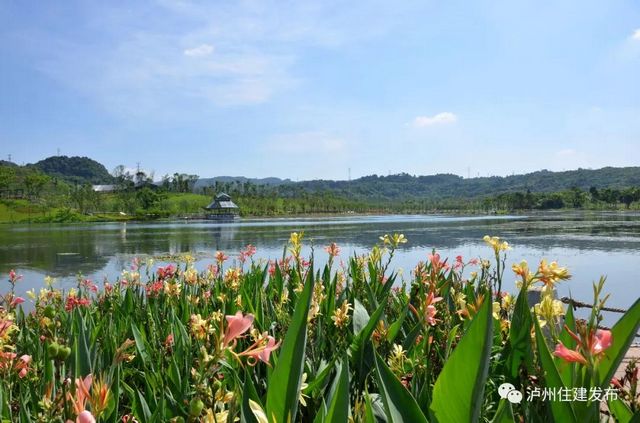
[164,281,182,297]
[223,268,242,290]
[299,373,309,407]
[536,259,571,290]
[492,302,502,320]
[331,300,353,328]
[44,275,56,288]
[288,232,304,258]
[380,233,408,248]
[184,267,198,285]
[190,314,211,340]
[534,295,565,327]
[388,343,407,374]
[369,245,383,264]
[483,235,511,255]
[203,409,231,423]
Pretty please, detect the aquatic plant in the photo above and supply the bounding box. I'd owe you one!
[1,234,639,422]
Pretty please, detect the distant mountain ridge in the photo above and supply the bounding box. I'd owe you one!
[12,155,640,200]
[283,167,640,200]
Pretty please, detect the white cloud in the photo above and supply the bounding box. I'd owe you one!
[412,112,457,127]
[183,44,214,57]
[632,29,640,41]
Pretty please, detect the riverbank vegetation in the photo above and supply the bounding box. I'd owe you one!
[2,159,640,223]
[1,234,639,421]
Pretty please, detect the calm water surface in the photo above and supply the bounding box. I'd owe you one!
[1,212,640,325]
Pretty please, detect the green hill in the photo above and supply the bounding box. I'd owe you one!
[30,156,114,185]
[283,167,640,201]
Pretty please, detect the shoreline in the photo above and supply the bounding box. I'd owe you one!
[2,207,640,226]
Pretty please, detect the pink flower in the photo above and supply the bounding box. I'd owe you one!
[76,411,96,423]
[553,328,613,364]
[215,251,229,264]
[258,336,279,363]
[207,264,219,278]
[16,354,31,378]
[145,280,163,297]
[324,243,341,257]
[428,253,450,273]
[131,257,140,271]
[554,343,587,364]
[238,335,281,365]
[424,292,443,326]
[239,245,257,263]
[165,333,174,349]
[592,329,613,354]
[68,374,93,416]
[8,270,23,284]
[157,265,176,280]
[66,295,91,311]
[10,297,25,307]
[223,311,254,347]
[81,279,98,293]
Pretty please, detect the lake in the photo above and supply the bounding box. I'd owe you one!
[2,212,640,326]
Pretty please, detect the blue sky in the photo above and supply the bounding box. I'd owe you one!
[1,1,639,180]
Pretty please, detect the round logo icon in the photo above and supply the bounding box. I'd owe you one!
[498,383,522,404]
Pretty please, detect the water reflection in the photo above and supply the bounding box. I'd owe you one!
[1,213,639,325]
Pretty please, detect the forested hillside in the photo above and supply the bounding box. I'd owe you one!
[30,156,114,184]
[283,167,640,201]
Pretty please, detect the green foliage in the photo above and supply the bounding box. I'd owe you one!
[1,234,638,422]
[430,296,493,423]
[31,155,115,185]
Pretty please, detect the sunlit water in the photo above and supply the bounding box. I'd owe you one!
[2,211,640,326]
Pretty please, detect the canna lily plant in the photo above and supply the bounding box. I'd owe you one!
[0,234,638,422]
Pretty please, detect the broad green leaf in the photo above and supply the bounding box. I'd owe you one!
[386,305,407,343]
[108,365,121,423]
[305,359,334,395]
[73,309,92,378]
[241,372,263,423]
[534,317,577,423]
[609,397,633,423]
[363,393,376,423]
[266,268,314,423]
[431,296,493,423]
[324,358,350,423]
[374,351,428,423]
[136,390,152,423]
[508,288,533,378]
[556,303,576,388]
[131,323,152,369]
[491,399,515,423]
[597,297,640,389]
[351,299,386,386]
[312,400,327,423]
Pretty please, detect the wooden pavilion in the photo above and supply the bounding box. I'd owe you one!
[204,193,240,221]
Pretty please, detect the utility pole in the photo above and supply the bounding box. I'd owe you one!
[57,147,60,156]
[348,168,351,182]
[7,154,11,162]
